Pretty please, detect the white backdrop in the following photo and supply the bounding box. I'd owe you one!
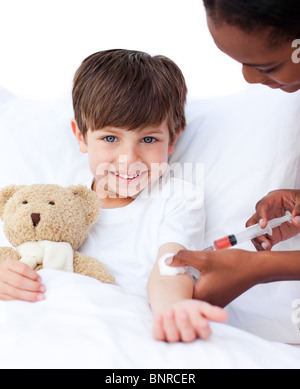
[0,0,248,101]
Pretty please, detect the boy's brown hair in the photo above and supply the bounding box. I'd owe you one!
[72,49,187,143]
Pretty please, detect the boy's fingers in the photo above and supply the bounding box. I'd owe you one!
[0,260,44,302]
[195,320,211,340]
[4,271,45,293]
[164,309,180,343]
[0,293,14,301]
[200,302,228,323]
[181,307,212,340]
[177,311,197,343]
[0,283,45,302]
[6,259,41,281]
[153,315,165,341]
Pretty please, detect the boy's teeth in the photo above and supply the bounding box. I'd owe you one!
[115,172,140,179]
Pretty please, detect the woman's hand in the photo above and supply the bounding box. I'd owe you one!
[169,249,260,308]
[246,189,300,251]
[0,259,45,302]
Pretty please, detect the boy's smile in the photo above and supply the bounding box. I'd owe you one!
[72,119,176,208]
[110,169,147,184]
[101,158,149,197]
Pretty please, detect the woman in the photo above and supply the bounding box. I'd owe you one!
[170,0,300,308]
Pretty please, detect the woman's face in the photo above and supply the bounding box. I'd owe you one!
[207,16,300,93]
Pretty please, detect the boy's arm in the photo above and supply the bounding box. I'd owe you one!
[148,242,228,342]
[147,242,193,315]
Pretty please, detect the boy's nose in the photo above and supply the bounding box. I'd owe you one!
[242,65,268,85]
[31,213,41,227]
[120,145,141,165]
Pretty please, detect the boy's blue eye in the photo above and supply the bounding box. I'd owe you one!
[104,136,117,142]
[142,137,155,143]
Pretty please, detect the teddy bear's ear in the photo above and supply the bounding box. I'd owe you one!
[68,185,100,225]
[0,185,24,219]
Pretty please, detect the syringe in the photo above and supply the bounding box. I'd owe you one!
[205,211,292,251]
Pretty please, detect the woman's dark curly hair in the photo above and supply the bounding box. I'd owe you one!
[203,0,300,45]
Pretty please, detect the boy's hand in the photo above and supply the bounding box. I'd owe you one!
[153,299,227,343]
[0,259,45,302]
[246,189,300,251]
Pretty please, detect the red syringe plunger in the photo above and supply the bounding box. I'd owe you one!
[213,235,237,250]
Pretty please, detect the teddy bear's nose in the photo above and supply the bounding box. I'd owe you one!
[31,213,41,227]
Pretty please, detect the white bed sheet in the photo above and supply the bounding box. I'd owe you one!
[0,269,299,369]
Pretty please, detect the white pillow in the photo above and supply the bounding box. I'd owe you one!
[0,87,89,187]
[0,85,300,343]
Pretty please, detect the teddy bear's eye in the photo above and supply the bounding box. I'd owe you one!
[48,201,55,205]
[22,201,28,205]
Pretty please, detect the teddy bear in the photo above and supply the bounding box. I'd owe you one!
[0,184,114,284]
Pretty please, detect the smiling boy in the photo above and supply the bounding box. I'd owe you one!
[71,49,227,342]
[73,119,173,207]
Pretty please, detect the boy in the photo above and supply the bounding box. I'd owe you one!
[0,49,226,343]
[71,49,227,342]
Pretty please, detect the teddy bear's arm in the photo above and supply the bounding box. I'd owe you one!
[0,247,21,264]
[73,251,115,284]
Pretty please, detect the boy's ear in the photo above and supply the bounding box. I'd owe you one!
[168,129,182,154]
[71,119,88,153]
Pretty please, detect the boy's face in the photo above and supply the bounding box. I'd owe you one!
[72,120,176,201]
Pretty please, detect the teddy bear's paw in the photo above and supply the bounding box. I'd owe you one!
[0,247,21,264]
[73,251,115,284]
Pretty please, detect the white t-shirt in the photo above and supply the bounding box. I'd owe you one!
[79,174,205,298]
